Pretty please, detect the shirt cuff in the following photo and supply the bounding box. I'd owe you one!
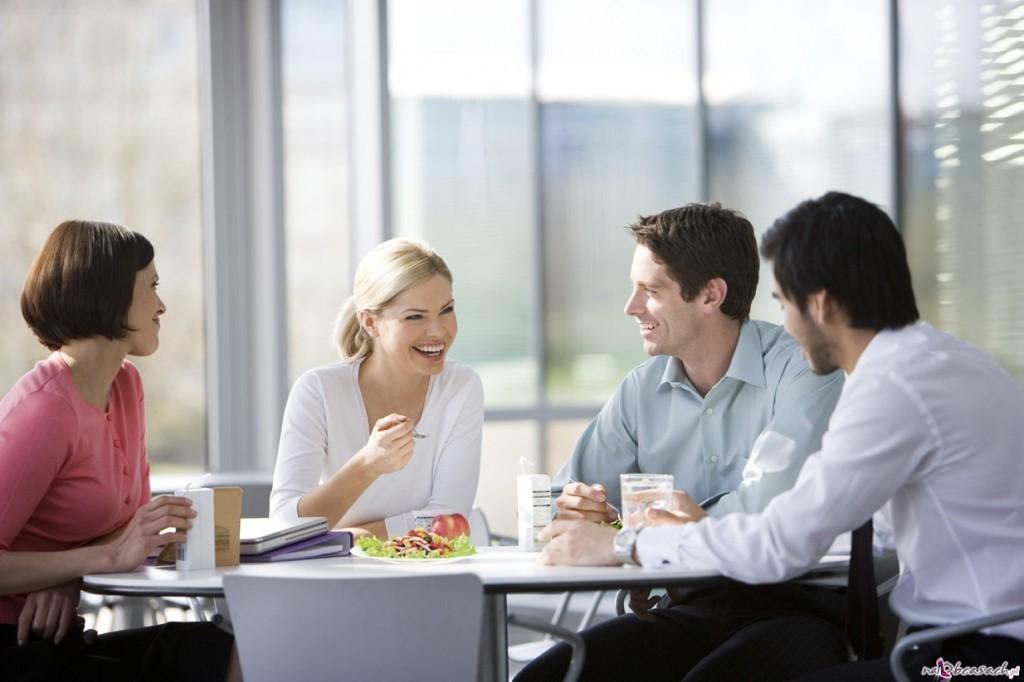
[635,524,687,567]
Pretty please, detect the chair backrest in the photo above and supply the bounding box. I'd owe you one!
[224,572,484,682]
[469,506,491,546]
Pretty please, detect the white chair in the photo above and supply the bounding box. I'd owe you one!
[468,506,492,547]
[224,572,484,682]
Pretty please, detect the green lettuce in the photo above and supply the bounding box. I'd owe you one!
[355,533,476,560]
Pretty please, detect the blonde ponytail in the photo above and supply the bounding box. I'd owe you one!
[333,296,373,362]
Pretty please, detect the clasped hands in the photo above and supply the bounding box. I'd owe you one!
[539,481,708,620]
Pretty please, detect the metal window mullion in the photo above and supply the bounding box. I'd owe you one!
[198,0,287,473]
[347,0,390,271]
[889,0,904,228]
[527,0,549,472]
[696,0,709,202]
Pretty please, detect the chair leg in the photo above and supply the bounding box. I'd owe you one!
[508,614,586,682]
[578,591,604,631]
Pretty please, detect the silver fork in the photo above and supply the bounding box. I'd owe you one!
[412,429,429,439]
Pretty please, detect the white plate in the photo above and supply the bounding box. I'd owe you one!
[350,546,474,565]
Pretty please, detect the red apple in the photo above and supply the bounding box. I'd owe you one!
[430,513,470,539]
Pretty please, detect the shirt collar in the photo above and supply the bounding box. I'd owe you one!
[850,322,926,376]
[657,320,767,391]
[723,320,767,388]
[658,355,689,390]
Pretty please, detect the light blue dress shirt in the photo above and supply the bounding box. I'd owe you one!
[554,320,843,516]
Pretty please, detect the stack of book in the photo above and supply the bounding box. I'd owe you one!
[239,517,352,563]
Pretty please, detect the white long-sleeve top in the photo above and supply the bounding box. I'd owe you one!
[637,323,1024,640]
[270,359,483,537]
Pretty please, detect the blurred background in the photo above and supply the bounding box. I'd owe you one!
[1,0,1021,535]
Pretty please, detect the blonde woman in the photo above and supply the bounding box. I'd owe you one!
[270,239,483,538]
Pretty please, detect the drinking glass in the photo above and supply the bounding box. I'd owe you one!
[619,474,673,529]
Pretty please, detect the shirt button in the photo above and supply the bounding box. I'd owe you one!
[106,414,113,422]
[113,439,121,449]
[123,465,130,476]
[705,407,713,416]
[711,455,718,463]
[124,496,131,505]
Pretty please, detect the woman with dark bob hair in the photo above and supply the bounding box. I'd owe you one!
[0,221,238,681]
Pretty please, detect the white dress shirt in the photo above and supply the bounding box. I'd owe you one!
[637,323,1024,640]
[270,359,483,537]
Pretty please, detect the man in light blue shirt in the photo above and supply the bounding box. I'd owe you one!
[554,204,842,522]
[523,203,848,682]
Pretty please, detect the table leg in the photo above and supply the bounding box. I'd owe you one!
[479,593,509,682]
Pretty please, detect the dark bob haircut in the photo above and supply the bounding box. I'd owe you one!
[21,220,155,350]
[760,191,919,330]
[628,203,760,321]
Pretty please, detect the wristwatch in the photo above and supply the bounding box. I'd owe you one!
[613,527,640,566]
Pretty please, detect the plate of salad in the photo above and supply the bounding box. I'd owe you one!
[353,528,476,564]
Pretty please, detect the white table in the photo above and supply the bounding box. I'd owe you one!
[84,547,849,681]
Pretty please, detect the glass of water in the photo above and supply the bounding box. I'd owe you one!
[619,474,674,529]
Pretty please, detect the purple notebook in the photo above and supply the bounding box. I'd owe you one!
[239,530,352,563]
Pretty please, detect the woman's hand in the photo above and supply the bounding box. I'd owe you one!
[644,490,707,526]
[356,414,415,476]
[103,495,195,573]
[16,579,81,646]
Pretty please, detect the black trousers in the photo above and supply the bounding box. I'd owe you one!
[795,629,1024,682]
[0,620,233,682]
[515,582,850,682]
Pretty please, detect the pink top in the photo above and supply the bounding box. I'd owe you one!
[0,352,150,624]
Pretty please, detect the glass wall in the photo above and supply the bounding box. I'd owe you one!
[388,0,537,408]
[539,0,698,404]
[282,0,352,381]
[705,0,893,323]
[0,0,206,473]
[901,0,1024,384]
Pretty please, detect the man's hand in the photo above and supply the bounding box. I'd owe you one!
[555,482,618,524]
[620,491,707,623]
[538,519,620,566]
[17,579,81,646]
[645,490,707,526]
[626,588,660,622]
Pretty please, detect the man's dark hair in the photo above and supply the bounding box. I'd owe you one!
[627,203,760,321]
[21,220,155,350]
[760,191,919,330]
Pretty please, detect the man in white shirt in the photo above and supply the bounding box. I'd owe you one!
[536,191,1024,680]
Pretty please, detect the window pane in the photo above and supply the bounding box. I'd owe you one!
[901,0,1024,384]
[0,0,206,473]
[476,421,539,538]
[544,419,591,478]
[705,0,893,323]
[282,0,351,380]
[539,0,699,404]
[388,0,538,407]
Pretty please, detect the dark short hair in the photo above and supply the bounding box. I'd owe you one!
[627,203,760,321]
[21,220,155,350]
[760,191,919,330]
